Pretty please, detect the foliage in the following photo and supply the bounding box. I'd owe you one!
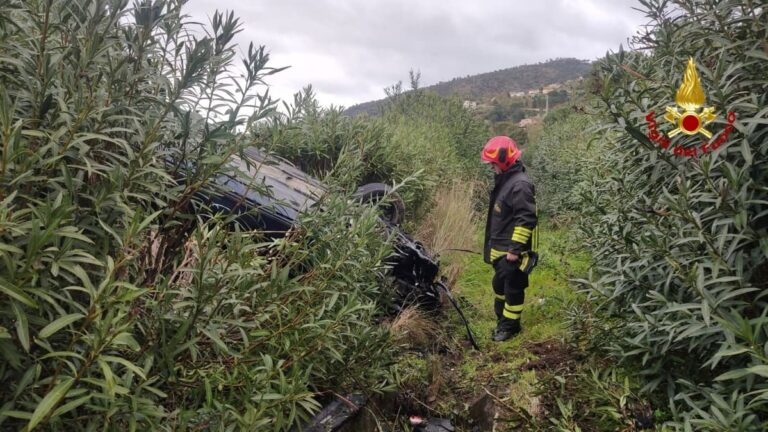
[526,103,600,223]
[541,367,652,432]
[574,0,768,429]
[253,86,391,192]
[489,122,529,147]
[0,1,397,430]
[381,79,490,184]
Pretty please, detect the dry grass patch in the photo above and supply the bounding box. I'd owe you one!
[388,306,440,350]
[416,180,479,255]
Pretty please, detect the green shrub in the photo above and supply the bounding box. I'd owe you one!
[539,367,650,432]
[381,80,490,182]
[576,1,768,429]
[0,1,396,429]
[527,103,598,223]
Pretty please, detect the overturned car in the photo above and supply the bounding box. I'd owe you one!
[196,147,476,344]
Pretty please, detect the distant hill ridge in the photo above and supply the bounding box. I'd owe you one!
[345,58,592,116]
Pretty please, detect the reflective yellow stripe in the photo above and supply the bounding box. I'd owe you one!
[518,254,529,271]
[495,294,505,301]
[511,226,532,243]
[490,248,506,261]
[513,227,532,237]
[504,303,523,319]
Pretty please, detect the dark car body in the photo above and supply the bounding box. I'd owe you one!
[203,147,443,310]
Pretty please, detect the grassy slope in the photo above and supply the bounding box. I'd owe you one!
[457,221,589,344]
[436,220,590,429]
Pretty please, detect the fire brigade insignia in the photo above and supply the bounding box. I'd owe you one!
[664,58,717,139]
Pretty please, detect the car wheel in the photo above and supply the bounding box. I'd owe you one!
[353,183,406,225]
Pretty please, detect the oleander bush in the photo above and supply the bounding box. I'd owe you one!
[575,0,768,429]
[0,1,398,430]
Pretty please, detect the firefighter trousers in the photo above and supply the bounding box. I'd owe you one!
[492,257,529,330]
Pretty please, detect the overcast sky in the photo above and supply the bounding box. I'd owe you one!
[185,0,647,108]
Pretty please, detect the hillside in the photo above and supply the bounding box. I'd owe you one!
[345,58,592,116]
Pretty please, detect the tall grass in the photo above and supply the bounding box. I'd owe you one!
[415,180,480,294]
[416,180,479,255]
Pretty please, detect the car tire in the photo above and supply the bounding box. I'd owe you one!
[353,183,406,225]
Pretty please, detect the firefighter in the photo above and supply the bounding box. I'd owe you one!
[481,136,539,342]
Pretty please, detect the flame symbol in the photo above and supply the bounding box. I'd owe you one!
[675,58,706,110]
[664,57,717,138]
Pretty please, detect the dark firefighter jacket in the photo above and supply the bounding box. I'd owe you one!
[483,162,538,265]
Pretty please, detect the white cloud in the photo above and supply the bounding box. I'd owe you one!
[185,0,647,107]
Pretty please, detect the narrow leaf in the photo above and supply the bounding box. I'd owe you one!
[27,377,74,430]
[38,314,84,339]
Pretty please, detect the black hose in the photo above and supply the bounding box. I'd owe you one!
[441,248,481,255]
[435,281,480,350]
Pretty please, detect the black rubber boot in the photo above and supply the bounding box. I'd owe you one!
[492,319,521,342]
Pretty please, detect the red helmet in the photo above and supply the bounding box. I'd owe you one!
[481,136,521,171]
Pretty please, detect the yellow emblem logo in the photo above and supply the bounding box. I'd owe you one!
[645,57,736,158]
[664,58,717,138]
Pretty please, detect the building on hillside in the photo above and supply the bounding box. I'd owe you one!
[508,90,528,98]
[463,100,478,110]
